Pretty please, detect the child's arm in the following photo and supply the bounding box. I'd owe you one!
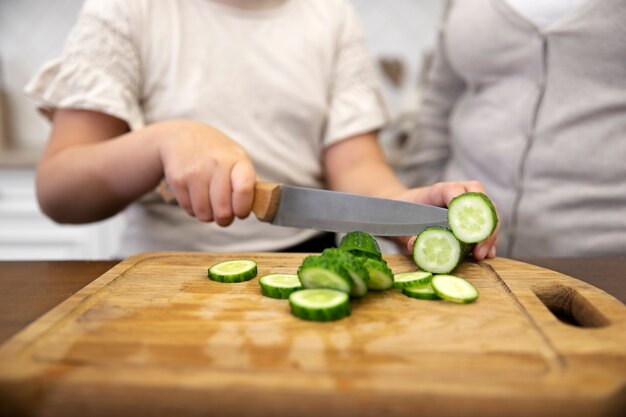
[37,109,256,226]
[323,132,498,260]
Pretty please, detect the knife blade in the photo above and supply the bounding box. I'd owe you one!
[253,182,448,236]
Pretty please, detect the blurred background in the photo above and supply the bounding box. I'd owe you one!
[0,0,443,259]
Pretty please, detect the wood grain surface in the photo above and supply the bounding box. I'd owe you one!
[0,261,119,345]
[0,253,625,417]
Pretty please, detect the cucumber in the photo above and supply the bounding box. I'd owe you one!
[297,255,352,294]
[320,249,369,298]
[393,271,433,289]
[412,227,471,274]
[431,274,479,303]
[259,274,302,299]
[402,283,440,300]
[289,289,351,322]
[362,258,394,291]
[448,192,498,244]
[338,231,382,260]
[208,259,257,283]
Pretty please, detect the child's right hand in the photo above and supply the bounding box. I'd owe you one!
[158,120,256,226]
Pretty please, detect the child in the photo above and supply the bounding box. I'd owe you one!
[26,0,496,258]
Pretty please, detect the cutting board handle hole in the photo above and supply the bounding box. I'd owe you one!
[531,285,610,328]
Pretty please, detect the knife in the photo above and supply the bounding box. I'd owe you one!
[252,182,448,236]
[158,180,448,235]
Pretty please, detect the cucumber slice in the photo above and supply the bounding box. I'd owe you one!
[431,274,479,303]
[208,259,257,283]
[402,284,440,300]
[320,248,369,298]
[259,274,302,299]
[289,289,351,322]
[362,258,394,291]
[448,192,498,244]
[297,255,352,294]
[338,231,382,260]
[393,271,433,289]
[412,227,471,274]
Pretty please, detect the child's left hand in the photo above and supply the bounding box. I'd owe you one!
[323,133,498,259]
[393,181,499,260]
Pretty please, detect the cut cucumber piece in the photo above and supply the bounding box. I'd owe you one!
[289,289,351,322]
[208,259,257,283]
[338,231,382,260]
[432,274,479,303]
[402,284,440,300]
[362,258,394,291]
[259,274,302,299]
[297,255,352,294]
[412,227,471,274]
[448,192,498,244]
[320,248,369,298]
[393,271,433,289]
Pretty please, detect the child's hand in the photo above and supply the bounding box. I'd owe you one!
[395,181,499,260]
[158,120,256,226]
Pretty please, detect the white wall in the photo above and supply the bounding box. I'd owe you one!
[353,0,443,115]
[0,0,84,149]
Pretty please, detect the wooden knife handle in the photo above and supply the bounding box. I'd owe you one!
[157,179,282,223]
[252,181,282,223]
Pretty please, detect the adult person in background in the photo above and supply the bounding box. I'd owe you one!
[404,0,626,257]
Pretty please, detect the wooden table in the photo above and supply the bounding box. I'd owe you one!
[0,257,624,346]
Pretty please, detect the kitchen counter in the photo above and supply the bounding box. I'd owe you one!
[0,257,624,345]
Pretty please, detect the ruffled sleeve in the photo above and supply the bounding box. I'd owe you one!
[24,0,144,130]
[323,1,389,147]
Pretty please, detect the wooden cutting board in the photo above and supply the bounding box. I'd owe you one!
[0,253,625,417]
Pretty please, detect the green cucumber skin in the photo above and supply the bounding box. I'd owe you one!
[448,192,498,244]
[320,248,369,298]
[207,265,258,283]
[393,272,433,289]
[289,300,351,322]
[361,258,394,291]
[402,286,440,300]
[338,231,382,260]
[297,255,353,294]
[412,227,472,274]
[260,283,302,299]
[343,249,381,260]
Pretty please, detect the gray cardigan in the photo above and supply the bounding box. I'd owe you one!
[410,0,626,257]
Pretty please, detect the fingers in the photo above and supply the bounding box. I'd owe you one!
[210,165,234,227]
[188,177,213,222]
[159,123,256,226]
[439,182,469,206]
[432,180,485,207]
[231,160,256,219]
[185,160,255,226]
[402,180,499,259]
[477,197,500,260]
[463,180,486,194]
[168,176,194,217]
[389,235,413,253]
[406,236,416,252]
[436,181,498,260]
[473,242,490,260]
[476,217,499,259]
[473,234,497,260]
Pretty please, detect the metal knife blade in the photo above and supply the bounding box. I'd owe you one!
[253,182,448,236]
